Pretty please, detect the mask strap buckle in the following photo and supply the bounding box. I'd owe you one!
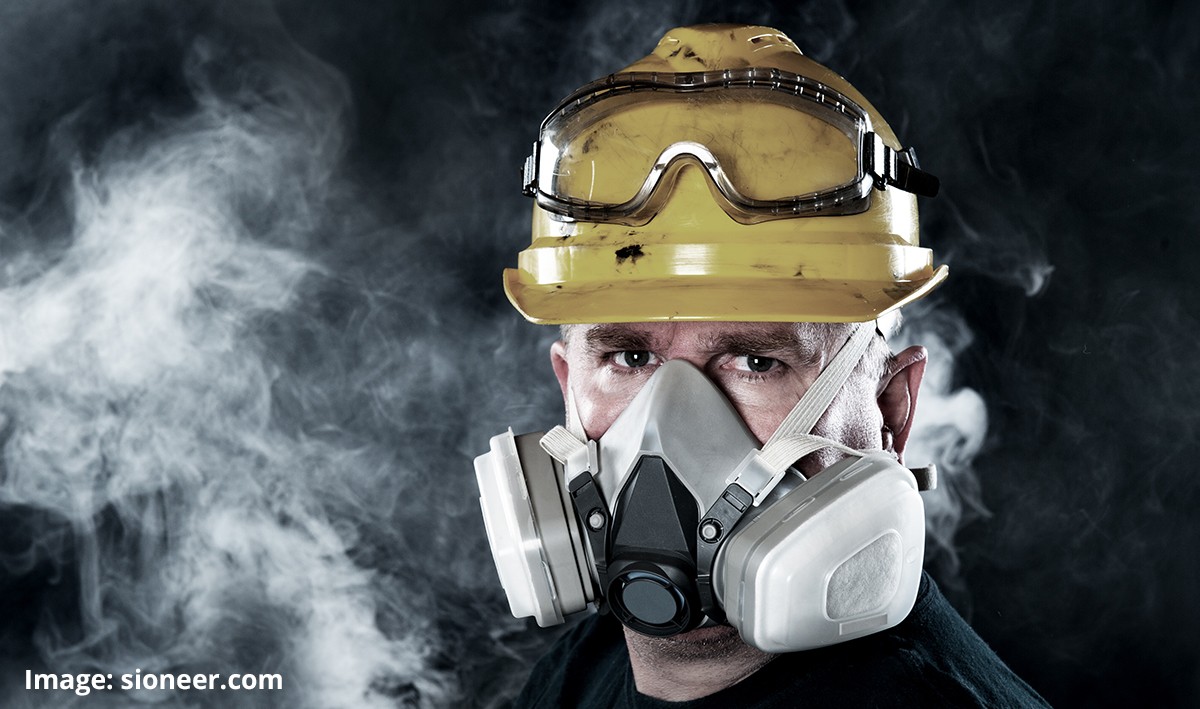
[540,425,597,477]
[539,425,610,591]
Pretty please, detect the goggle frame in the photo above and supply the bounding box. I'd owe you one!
[522,68,938,225]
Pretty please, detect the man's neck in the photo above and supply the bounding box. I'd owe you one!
[623,625,776,701]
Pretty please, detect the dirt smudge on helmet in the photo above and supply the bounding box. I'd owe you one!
[615,244,644,264]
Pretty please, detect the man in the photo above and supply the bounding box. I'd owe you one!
[477,25,1049,706]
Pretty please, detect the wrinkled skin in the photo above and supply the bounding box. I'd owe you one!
[550,320,927,701]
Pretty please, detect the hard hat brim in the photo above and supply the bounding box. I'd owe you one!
[504,265,948,325]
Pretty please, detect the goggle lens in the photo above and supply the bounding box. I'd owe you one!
[542,90,860,205]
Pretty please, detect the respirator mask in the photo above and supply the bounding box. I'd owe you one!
[474,324,936,652]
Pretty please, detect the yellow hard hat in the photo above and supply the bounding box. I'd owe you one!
[504,24,948,324]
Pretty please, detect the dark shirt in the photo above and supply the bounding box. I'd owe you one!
[512,573,1050,708]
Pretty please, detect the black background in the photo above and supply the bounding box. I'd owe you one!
[0,1,1197,707]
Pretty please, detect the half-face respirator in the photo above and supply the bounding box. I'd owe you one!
[474,325,936,652]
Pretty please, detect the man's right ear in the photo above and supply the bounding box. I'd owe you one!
[550,340,570,404]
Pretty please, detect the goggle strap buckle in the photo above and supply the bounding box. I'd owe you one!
[865,132,892,192]
[865,133,941,198]
[522,142,539,197]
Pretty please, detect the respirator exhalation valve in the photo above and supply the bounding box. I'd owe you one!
[603,455,703,636]
[608,566,695,635]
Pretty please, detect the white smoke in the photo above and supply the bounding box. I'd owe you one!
[0,2,1077,706]
[892,302,991,590]
[0,37,452,708]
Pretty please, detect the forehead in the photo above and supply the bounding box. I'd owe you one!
[568,321,847,358]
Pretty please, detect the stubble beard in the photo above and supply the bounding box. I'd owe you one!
[624,622,774,663]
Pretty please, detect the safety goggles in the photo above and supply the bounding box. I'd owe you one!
[522,68,938,225]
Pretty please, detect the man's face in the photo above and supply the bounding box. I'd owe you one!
[550,320,924,476]
[548,319,926,663]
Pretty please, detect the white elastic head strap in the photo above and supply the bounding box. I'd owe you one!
[565,381,586,440]
[727,323,877,504]
[539,380,595,479]
[761,323,876,466]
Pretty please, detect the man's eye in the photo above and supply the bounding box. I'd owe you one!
[611,351,658,369]
[733,355,778,373]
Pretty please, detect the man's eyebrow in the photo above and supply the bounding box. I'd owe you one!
[701,329,824,366]
[581,325,657,355]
